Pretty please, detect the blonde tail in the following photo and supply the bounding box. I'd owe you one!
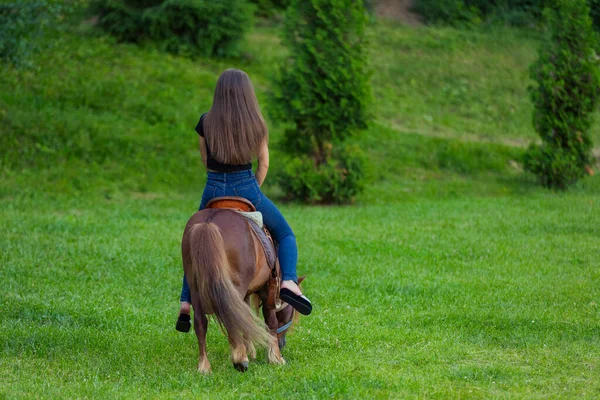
[188,223,271,348]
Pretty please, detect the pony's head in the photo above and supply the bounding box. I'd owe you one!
[275,276,305,350]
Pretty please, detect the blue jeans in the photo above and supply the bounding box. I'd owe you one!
[180,170,298,303]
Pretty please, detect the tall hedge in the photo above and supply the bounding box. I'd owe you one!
[524,0,600,189]
[269,0,370,203]
[89,0,254,57]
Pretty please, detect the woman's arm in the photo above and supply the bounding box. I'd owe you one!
[255,140,269,187]
[198,136,208,169]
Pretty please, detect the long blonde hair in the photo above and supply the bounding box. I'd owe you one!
[204,69,268,165]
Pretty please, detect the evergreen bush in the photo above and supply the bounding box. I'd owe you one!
[89,0,254,57]
[0,1,60,66]
[276,145,366,203]
[524,0,600,189]
[269,0,370,203]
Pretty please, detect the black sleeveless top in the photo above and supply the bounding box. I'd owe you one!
[195,113,252,172]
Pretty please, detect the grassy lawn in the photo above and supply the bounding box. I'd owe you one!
[1,190,599,398]
[1,11,600,399]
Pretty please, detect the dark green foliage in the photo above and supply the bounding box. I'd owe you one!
[0,1,60,66]
[524,0,600,189]
[89,0,144,42]
[523,145,583,189]
[276,145,366,203]
[247,0,289,17]
[485,0,544,26]
[411,0,547,27]
[89,0,254,57]
[411,0,483,27]
[363,0,375,14]
[247,0,372,18]
[414,0,600,29]
[591,0,600,31]
[270,0,371,203]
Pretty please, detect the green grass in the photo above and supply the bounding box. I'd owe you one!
[370,24,541,142]
[2,192,599,398]
[1,10,600,399]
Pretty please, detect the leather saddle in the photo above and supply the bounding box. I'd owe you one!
[206,196,255,212]
[205,196,280,309]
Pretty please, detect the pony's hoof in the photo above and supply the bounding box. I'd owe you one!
[234,361,249,372]
[278,336,286,350]
[197,359,212,374]
[197,367,212,375]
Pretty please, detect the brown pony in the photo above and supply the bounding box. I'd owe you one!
[181,206,299,374]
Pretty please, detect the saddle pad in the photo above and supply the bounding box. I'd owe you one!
[236,211,263,228]
[245,216,276,270]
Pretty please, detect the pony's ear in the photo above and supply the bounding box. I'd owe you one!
[298,275,307,284]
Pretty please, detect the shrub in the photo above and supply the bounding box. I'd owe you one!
[0,1,60,66]
[247,0,290,18]
[276,145,366,204]
[524,0,600,189]
[485,0,544,26]
[412,0,600,28]
[88,0,145,43]
[523,145,583,189]
[270,0,371,203]
[411,0,482,27]
[89,0,254,57]
[413,0,600,29]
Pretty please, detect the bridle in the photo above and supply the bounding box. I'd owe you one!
[257,297,295,334]
[272,299,295,334]
[276,307,295,334]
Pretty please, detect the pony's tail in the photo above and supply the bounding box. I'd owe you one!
[188,223,271,348]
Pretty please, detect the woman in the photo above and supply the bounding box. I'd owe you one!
[176,69,312,333]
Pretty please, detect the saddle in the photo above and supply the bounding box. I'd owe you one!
[206,196,280,309]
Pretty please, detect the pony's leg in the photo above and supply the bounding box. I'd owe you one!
[259,292,286,365]
[243,296,257,360]
[227,296,253,372]
[229,335,250,372]
[192,299,211,374]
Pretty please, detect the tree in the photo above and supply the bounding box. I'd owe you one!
[270,0,371,203]
[524,0,600,189]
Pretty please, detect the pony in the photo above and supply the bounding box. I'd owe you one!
[181,203,300,373]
